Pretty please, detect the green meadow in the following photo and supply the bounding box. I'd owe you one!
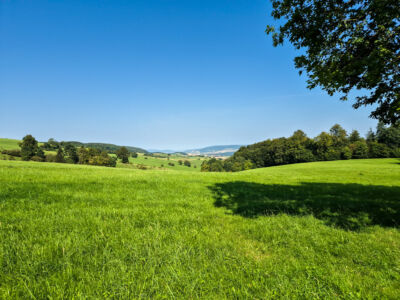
[0,138,20,150]
[0,138,205,171]
[0,158,399,298]
[120,153,205,171]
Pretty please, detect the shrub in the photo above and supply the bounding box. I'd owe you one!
[168,162,175,166]
[184,160,191,167]
[46,154,57,162]
[88,152,116,167]
[31,155,44,162]
[1,149,21,157]
[201,158,224,172]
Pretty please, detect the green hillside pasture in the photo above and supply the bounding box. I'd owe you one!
[0,138,45,150]
[0,159,399,298]
[0,138,54,161]
[0,138,21,161]
[118,153,205,171]
[0,138,20,150]
[0,138,205,170]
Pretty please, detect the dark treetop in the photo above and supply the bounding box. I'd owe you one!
[266,0,400,124]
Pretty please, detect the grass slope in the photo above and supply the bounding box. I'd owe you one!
[0,138,20,150]
[0,138,204,171]
[119,154,204,171]
[0,159,399,298]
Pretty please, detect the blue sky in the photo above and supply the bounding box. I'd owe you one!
[0,0,377,150]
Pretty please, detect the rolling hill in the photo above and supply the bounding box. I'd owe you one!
[64,141,147,154]
[185,145,242,156]
[0,137,147,154]
[148,145,242,156]
[0,138,20,150]
[0,158,399,298]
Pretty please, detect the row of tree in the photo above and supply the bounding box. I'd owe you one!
[201,123,400,172]
[13,135,118,167]
[41,138,146,154]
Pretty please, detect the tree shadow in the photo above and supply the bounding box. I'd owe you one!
[209,182,400,230]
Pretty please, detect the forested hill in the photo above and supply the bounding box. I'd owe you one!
[63,142,147,154]
[201,123,400,172]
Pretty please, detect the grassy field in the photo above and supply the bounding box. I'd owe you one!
[0,159,399,298]
[119,153,205,171]
[0,138,20,150]
[0,139,21,161]
[0,137,206,171]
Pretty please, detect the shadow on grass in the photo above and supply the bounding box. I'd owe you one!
[209,182,400,230]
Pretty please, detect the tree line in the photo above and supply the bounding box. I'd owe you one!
[1,135,140,167]
[201,123,400,172]
[41,139,146,154]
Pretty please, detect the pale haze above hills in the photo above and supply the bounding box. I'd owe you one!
[149,145,242,156]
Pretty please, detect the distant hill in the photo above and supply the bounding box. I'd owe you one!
[0,137,147,154]
[147,149,181,154]
[185,145,242,157]
[148,145,242,156]
[64,142,147,154]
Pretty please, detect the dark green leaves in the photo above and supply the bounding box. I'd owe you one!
[267,0,400,124]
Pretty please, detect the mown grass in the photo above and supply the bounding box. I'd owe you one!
[0,159,399,298]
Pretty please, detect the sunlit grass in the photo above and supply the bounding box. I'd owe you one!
[0,159,399,298]
[117,153,205,171]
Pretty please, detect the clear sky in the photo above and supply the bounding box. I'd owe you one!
[0,0,377,150]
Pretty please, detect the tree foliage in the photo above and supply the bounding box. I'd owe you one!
[116,146,130,163]
[64,144,79,164]
[77,147,116,167]
[20,135,39,161]
[201,158,225,172]
[16,135,117,167]
[201,123,400,172]
[266,0,400,124]
[349,130,362,143]
[55,148,65,163]
[41,138,60,150]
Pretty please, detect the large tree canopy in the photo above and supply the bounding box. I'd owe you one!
[266,0,400,124]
